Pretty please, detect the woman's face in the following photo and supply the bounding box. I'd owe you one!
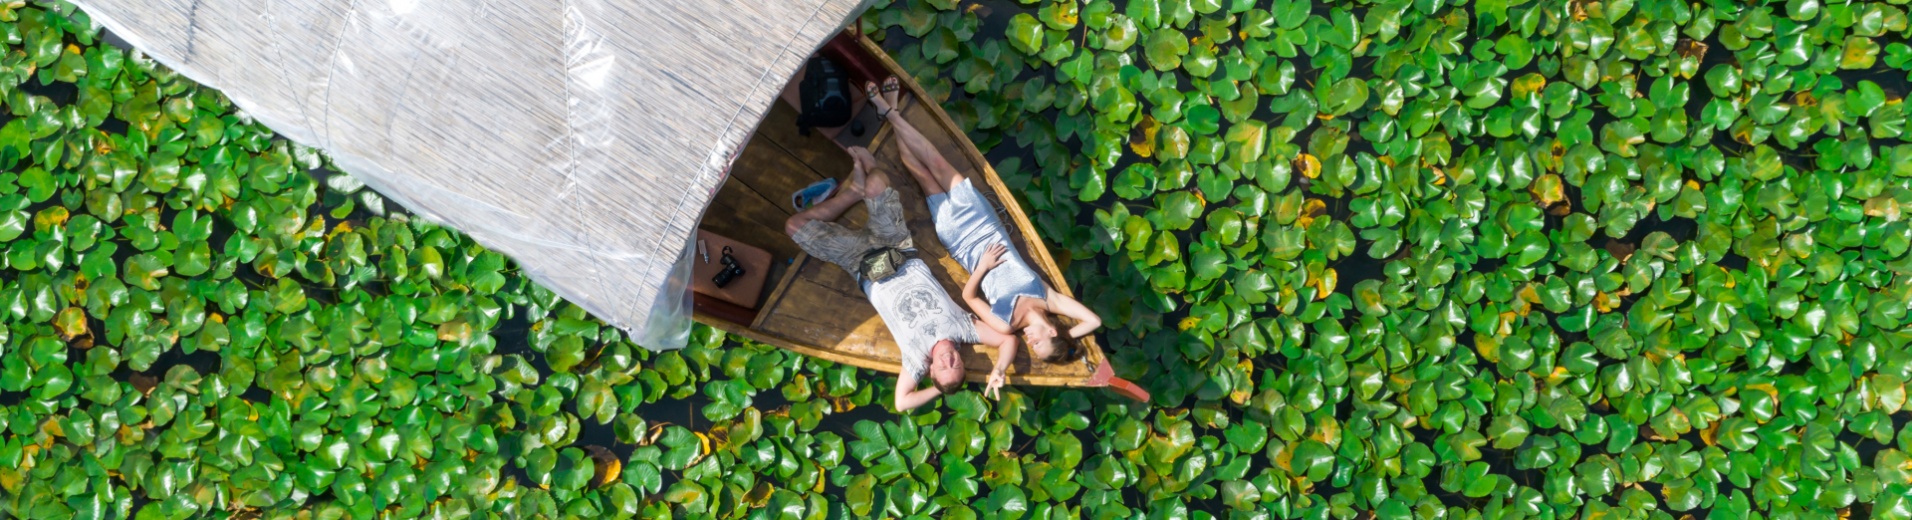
[1021,312,1058,344]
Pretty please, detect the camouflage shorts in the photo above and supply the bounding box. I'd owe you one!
[791,188,913,275]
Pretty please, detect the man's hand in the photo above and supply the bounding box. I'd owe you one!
[985,370,1006,400]
[979,243,1008,272]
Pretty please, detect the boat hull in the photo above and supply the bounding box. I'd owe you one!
[690,31,1147,402]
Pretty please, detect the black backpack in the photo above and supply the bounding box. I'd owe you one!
[795,56,852,135]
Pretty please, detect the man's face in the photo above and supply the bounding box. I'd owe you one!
[930,339,965,389]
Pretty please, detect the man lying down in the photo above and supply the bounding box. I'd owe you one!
[781,146,1018,410]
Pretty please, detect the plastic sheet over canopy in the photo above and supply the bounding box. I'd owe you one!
[72,0,870,350]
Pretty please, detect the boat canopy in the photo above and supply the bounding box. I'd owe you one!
[71,0,871,350]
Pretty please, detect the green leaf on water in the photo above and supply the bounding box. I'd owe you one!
[1008,14,1044,56]
[1145,29,1190,71]
[1104,15,1141,52]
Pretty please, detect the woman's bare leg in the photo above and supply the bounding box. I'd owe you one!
[864,80,944,196]
[869,78,965,194]
[894,133,943,197]
[886,87,965,193]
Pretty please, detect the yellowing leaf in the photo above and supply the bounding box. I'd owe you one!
[743,482,774,507]
[1230,359,1254,405]
[1530,173,1567,208]
[1594,292,1623,313]
[33,206,67,230]
[1295,153,1322,179]
[1296,198,1327,227]
[1510,73,1547,98]
[1477,335,1502,362]
[326,221,356,239]
[692,431,712,466]
[1315,268,1337,300]
[436,319,473,343]
[54,307,88,339]
[586,445,621,488]
[1131,115,1160,158]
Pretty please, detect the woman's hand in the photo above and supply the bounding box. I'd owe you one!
[985,369,1006,400]
[978,243,1008,272]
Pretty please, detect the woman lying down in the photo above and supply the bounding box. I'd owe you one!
[865,77,1104,392]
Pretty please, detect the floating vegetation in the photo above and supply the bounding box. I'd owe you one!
[3,0,1912,518]
[869,0,1912,517]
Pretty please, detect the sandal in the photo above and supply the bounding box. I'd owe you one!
[880,77,910,118]
[865,82,893,120]
[871,77,906,119]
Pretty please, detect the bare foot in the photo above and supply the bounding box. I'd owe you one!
[846,147,885,197]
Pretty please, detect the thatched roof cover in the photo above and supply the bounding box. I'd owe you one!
[73,0,870,349]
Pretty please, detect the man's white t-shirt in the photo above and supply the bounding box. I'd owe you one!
[861,258,979,380]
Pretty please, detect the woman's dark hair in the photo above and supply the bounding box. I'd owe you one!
[1036,314,1082,363]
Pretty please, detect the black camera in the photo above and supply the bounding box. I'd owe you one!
[712,246,746,288]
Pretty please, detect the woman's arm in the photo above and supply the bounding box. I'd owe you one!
[1045,288,1103,338]
[964,244,1014,334]
[963,274,1012,333]
[894,373,941,411]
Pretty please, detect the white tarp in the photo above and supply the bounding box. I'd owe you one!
[73,0,869,349]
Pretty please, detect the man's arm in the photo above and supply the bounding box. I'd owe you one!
[978,317,1019,373]
[981,320,1018,399]
[894,373,941,411]
[1045,288,1103,338]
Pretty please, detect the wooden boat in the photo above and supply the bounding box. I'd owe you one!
[690,31,1149,402]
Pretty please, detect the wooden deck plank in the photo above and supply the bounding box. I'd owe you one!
[732,136,826,203]
[728,136,869,226]
[751,251,809,329]
[758,266,887,357]
[704,178,804,262]
[758,103,859,177]
[730,124,875,227]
